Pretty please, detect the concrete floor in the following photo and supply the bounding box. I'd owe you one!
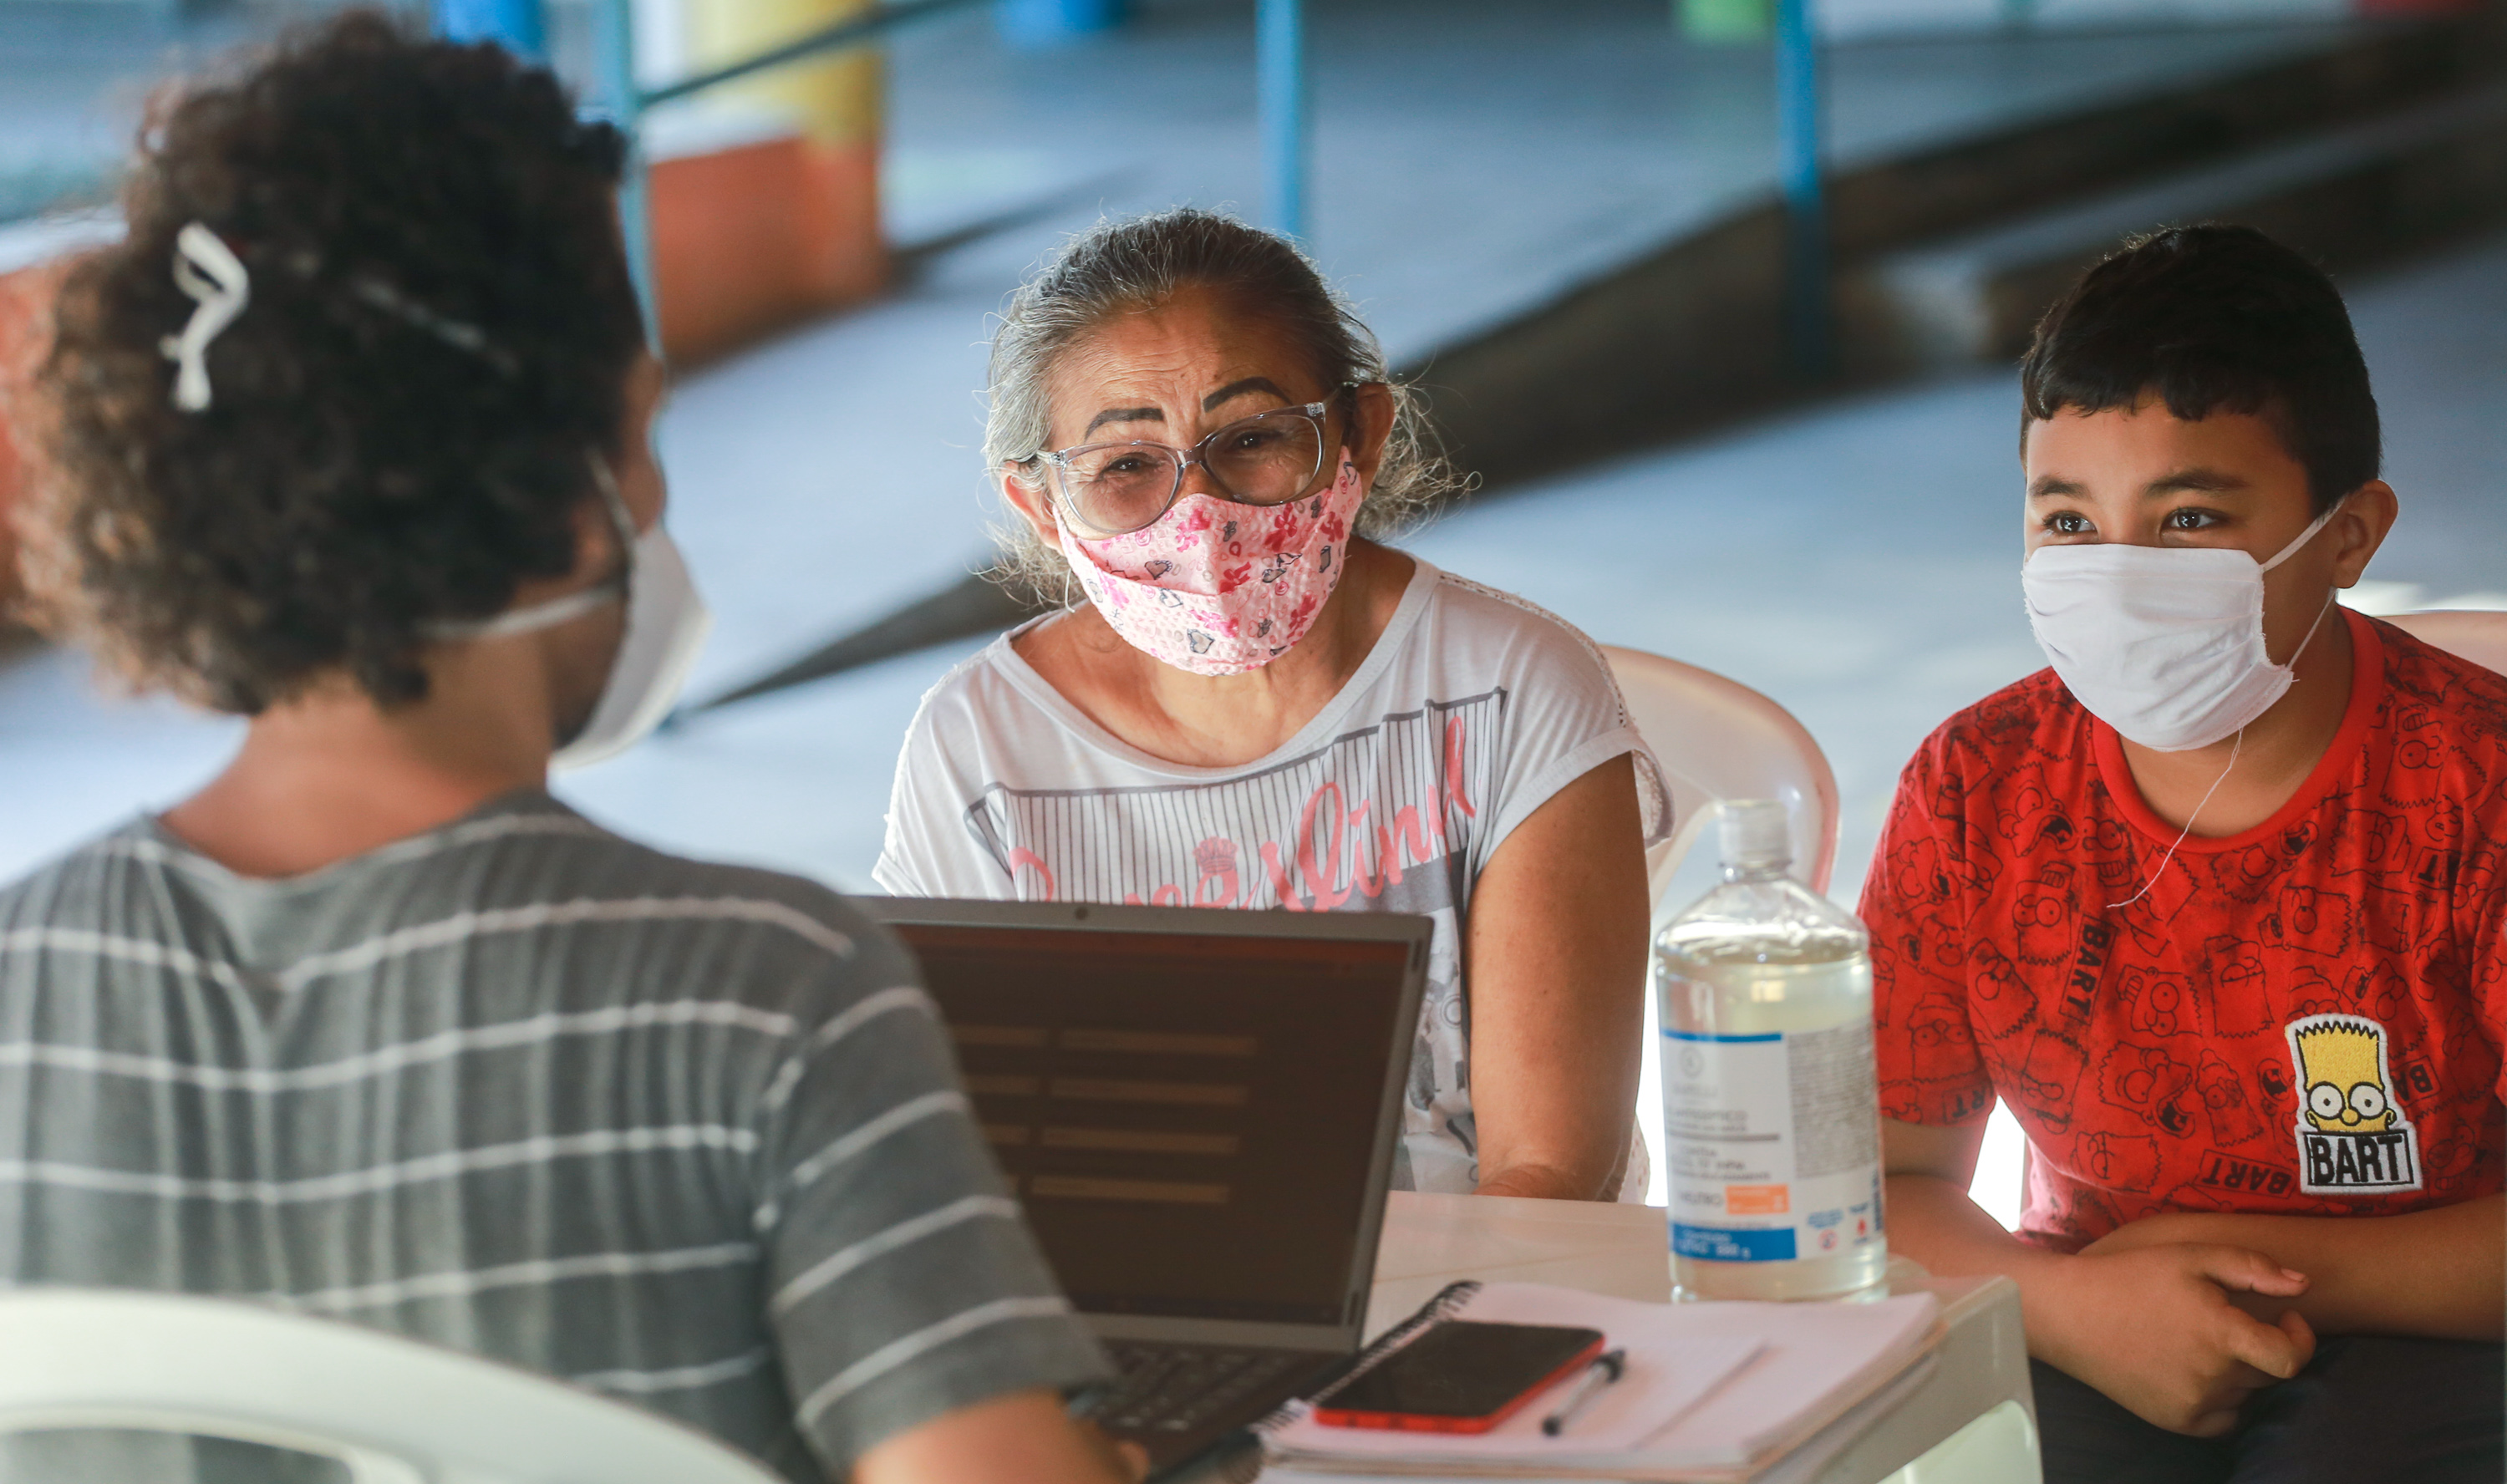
[14,221,2493,1218]
[5,225,2497,898]
[565,223,2505,910]
[1403,230,2507,912]
[2,0,2373,695]
[0,0,2480,897]
[650,2,2368,703]
[3,6,2494,1216]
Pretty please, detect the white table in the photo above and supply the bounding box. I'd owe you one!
[1253,1191,2042,1484]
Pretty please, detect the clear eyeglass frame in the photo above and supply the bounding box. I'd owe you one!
[1034,384,1363,538]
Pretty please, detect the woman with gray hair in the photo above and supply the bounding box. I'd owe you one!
[877,209,1665,1201]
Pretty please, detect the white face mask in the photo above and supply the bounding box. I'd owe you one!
[428,455,713,770]
[2022,498,2345,752]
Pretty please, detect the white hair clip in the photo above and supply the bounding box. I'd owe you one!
[158,222,250,412]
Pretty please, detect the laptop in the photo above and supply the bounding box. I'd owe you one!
[858,897,1431,1478]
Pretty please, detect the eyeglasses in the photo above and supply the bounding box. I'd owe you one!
[1034,388,1358,537]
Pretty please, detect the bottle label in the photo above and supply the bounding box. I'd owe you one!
[1663,1022,1884,1263]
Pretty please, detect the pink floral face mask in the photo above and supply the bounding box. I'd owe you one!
[1057,451,1365,677]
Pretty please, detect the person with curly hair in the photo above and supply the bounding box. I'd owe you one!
[3,13,1131,1483]
[876,210,1667,1202]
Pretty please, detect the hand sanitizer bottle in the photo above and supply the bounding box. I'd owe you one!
[1657,800,1886,1301]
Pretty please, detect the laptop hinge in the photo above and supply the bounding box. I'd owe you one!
[1084,1314,1356,1352]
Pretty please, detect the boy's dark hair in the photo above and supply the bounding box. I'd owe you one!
[2020,225,2379,513]
[28,9,644,714]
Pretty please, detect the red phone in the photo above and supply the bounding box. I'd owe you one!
[1312,1321,1607,1434]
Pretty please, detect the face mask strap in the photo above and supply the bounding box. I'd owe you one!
[2255,496,2346,673]
[583,452,642,577]
[348,275,519,378]
[421,452,638,642]
[2257,495,2347,574]
[2280,590,2338,672]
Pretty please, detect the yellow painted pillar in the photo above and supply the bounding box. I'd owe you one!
[688,0,882,148]
[659,0,887,358]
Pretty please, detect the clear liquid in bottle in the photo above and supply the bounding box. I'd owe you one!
[1656,800,1887,1302]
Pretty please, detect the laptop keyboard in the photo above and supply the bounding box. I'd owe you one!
[1094,1341,1317,1436]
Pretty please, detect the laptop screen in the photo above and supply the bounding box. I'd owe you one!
[888,921,1415,1328]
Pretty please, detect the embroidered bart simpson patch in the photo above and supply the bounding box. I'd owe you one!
[2286,1014,2422,1194]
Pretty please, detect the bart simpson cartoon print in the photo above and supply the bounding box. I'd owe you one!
[2286,1014,2421,1194]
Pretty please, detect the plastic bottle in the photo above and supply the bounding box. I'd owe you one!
[1656,799,1886,1301]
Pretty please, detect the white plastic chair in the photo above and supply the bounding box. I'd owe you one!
[2387,609,2507,675]
[1598,647,1842,1207]
[1599,645,1843,907]
[0,1288,783,1484]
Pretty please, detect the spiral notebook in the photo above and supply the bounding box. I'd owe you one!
[1260,1281,1941,1481]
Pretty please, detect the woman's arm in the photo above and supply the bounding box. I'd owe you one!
[2082,1195,2504,1340]
[1462,754,1651,1202]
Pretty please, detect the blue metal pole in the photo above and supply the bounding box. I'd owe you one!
[997,0,1125,48]
[1774,0,1829,379]
[1257,0,1308,243]
[588,0,657,349]
[433,0,547,59]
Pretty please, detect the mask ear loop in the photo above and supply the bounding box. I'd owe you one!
[2106,588,2340,911]
[418,453,636,641]
[2257,496,2348,574]
[2276,588,2338,669]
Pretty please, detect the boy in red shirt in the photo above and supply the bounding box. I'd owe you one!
[1865,225,2504,1483]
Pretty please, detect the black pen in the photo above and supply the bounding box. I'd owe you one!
[1540,1349,1628,1437]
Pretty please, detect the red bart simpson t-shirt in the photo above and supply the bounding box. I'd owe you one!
[1862,610,2507,1250]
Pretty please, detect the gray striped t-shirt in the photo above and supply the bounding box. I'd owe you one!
[0,791,1106,1481]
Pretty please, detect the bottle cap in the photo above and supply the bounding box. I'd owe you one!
[1716,799,1793,870]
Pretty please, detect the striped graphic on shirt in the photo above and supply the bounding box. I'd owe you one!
[959,692,1500,1202]
[963,691,1500,912]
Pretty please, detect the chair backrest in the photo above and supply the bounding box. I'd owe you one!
[2386,609,2507,676]
[1599,645,1842,909]
[0,1288,784,1484]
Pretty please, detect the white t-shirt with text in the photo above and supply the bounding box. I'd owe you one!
[874,559,1669,1193]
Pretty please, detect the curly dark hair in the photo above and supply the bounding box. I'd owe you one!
[26,9,645,714]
